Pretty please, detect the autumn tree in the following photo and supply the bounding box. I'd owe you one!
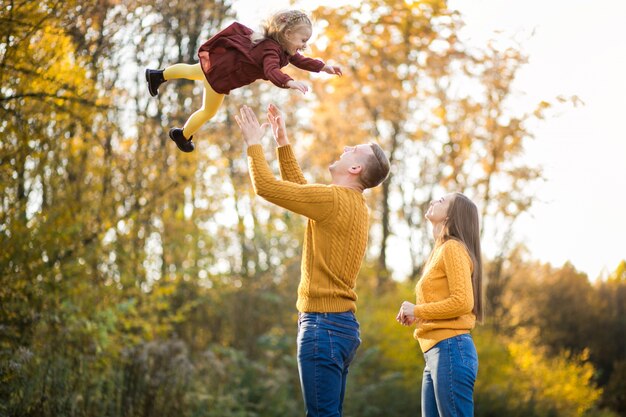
[1,1,618,416]
[303,1,552,311]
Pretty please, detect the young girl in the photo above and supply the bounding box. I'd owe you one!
[397,193,483,417]
[145,10,342,152]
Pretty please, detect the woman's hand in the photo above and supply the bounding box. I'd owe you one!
[234,105,267,146]
[396,301,417,326]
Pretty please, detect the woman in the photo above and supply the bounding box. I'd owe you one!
[397,192,483,417]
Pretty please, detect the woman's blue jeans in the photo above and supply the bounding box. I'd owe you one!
[421,334,478,417]
[297,312,361,417]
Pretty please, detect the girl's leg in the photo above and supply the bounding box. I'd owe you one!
[181,79,224,138]
[163,62,206,81]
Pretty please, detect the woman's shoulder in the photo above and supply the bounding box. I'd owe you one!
[442,238,465,249]
[440,239,471,259]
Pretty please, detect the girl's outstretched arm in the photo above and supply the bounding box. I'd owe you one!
[321,64,342,76]
[289,53,326,72]
[286,80,308,94]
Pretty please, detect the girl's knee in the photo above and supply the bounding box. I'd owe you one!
[193,108,218,122]
[201,109,218,120]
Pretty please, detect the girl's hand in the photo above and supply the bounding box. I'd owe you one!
[286,80,308,94]
[396,301,417,326]
[322,65,342,76]
[266,104,289,146]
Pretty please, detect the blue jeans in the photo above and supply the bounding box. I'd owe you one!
[422,334,478,417]
[297,312,361,417]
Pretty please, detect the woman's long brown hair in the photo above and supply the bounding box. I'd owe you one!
[440,193,484,322]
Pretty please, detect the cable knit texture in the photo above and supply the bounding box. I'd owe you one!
[247,144,369,313]
[413,239,476,352]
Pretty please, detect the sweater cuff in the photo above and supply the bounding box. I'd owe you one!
[246,144,264,157]
[276,144,294,158]
[414,305,421,319]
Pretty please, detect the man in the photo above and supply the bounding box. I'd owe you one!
[235,104,390,417]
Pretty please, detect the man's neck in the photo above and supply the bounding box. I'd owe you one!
[331,177,364,193]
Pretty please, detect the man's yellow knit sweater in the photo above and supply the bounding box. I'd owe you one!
[413,239,476,352]
[247,144,369,313]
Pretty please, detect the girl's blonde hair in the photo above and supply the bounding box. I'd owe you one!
[251,10,312,47]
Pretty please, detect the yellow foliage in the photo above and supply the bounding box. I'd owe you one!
[358,280,424,385]
[433,106,447,121]
[506,341,601,416]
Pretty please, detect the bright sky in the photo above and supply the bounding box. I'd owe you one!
[231,0,626,280]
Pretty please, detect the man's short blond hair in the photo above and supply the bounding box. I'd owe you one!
[359,142,390,189]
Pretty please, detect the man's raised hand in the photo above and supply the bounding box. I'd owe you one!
[267,104,289,146]
[234,105,267,146]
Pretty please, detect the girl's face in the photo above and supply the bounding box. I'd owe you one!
[283,25,312,55]
[425,193,455,224]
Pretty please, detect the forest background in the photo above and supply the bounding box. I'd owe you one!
[1,1,625,417]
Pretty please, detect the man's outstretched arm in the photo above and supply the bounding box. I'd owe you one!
[235,106,334,222]
[266,104,307,185]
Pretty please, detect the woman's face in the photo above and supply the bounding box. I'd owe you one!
[425,193,455,224]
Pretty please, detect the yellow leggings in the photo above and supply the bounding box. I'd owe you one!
[163,63,225,138]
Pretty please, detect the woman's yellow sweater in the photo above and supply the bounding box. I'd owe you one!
[413,239,476,352]
[247,144,369,313]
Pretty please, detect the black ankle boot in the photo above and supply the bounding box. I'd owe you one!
[169,128,195,153]
[145,69,166,97]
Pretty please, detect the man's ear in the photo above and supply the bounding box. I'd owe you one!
[349,164,363,175]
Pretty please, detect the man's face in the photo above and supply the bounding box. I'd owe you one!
[329,144,374,173]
